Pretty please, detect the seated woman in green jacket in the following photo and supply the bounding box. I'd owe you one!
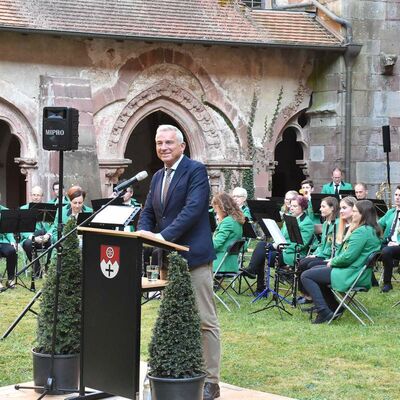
[45,186,93,243]
[212,192,245,273]
[297,196,339,303]
[301,200,381,324]
[242,195,314,295]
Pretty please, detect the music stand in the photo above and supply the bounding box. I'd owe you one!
[91,198,123,212]
[247,199,282,226]
[208,209,217,232]
[282,214,303,307]
[243,220,258,239]
[339,189,356,198]
[370,199,388,218]
[0,209,38,292]
[250,218,292,316]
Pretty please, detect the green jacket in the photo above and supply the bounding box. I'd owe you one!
[241,205,252,221]
[321,181,352,194]
[281,213,314,266]
[48,203,93,242]
[212,215,243,273]
[330,225,381,292]
[378,207,399,242]
[0,205,15,244]
[20,203,51,244]
[313,219,338,259]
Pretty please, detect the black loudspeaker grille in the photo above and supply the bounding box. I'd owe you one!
[382,125,391,153]
[43,107,79,151]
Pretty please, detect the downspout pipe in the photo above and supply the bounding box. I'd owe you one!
[271,0,361,181]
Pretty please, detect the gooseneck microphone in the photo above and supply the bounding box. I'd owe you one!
[113,171,148,192]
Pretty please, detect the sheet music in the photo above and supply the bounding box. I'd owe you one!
[91,205,137,225]
[262,218,287,245]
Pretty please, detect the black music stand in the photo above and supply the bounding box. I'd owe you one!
[91,198,123,212]
[0,209,38,292]
[370,199,388,218]
[247,199,282,226]
[208,208,217,232]
[281,214,303,307]
[250,217,292,316]
[339,189,356,198]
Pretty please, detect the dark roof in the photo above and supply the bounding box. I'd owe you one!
[0,0,345,50]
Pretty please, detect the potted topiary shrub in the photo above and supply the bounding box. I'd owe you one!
[147,252,206,400]
[32,218,81,394]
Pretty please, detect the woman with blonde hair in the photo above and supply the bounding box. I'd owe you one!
[301,200,381,323]
[211,192,245,273]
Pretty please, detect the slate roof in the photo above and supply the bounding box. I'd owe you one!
[0,0,345,50]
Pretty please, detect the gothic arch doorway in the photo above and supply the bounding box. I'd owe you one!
[272,127,305,197]
[121,111,191,204]
[0,120,26,207]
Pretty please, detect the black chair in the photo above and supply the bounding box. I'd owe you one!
[213,239,246,311]
[328,251,381,326]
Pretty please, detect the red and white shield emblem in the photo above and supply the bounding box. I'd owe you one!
[100,245,120,279]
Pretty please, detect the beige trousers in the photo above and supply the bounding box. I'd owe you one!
[190,262,221,384]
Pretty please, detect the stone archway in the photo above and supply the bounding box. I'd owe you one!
[98,79,222,196]
[0,100,39,204]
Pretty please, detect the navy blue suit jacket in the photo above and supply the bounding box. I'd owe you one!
[138,155,216,269]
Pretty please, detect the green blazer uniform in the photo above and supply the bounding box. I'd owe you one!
[20,203,51,244]
[49,196,70,205]
[321,181,352,194]
[378,207,399,242]
[313,219,338,259]
[48,203,93,242]
[330,225,381,292]
[212,215,243,273]
[0,205,15,245]
[281,213,314,266]
[241,205,252,221]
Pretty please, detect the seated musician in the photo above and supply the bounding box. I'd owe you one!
[297,196,339,304]
[300,179,320,224]
[44,186,93,243]
[378,185,400,293]
[321,167,352,195]
[231,187,252,221]
[301,200,381,324]
[0,204,17,291]
[242,195,314,295]
[280,190,298,218]
[20,186,52,277]
[211,193,245,273]
[49,181,69,205]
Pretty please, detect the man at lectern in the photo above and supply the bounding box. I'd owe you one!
[137,124,221,400]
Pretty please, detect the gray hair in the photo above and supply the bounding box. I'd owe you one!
[232,187,248,200]
[156,124,184,144]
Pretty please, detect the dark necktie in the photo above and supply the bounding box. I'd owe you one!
[162,168,173,205]
[388,209,400,239]
[334,184,339,196]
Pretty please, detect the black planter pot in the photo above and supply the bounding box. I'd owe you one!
[32,349,80,394]
[148,373,206,400]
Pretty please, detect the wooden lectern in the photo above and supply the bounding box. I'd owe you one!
[76,227,188,400]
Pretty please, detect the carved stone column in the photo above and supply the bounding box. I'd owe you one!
[14,157,38,198]
[99,158,132,197]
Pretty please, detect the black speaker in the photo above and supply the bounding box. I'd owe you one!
[382,125,391,153]
[43,107,79,151]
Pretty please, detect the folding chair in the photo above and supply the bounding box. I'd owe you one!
[213,239,246,311]
[328,251,381,326]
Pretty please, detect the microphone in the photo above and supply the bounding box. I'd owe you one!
[114,171,148,192]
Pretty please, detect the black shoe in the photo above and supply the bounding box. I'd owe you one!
[381,284,393,293]
[312,310,334,324]
[240,268,256,279]
[203,382,220,400]
[297,296,313,305]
